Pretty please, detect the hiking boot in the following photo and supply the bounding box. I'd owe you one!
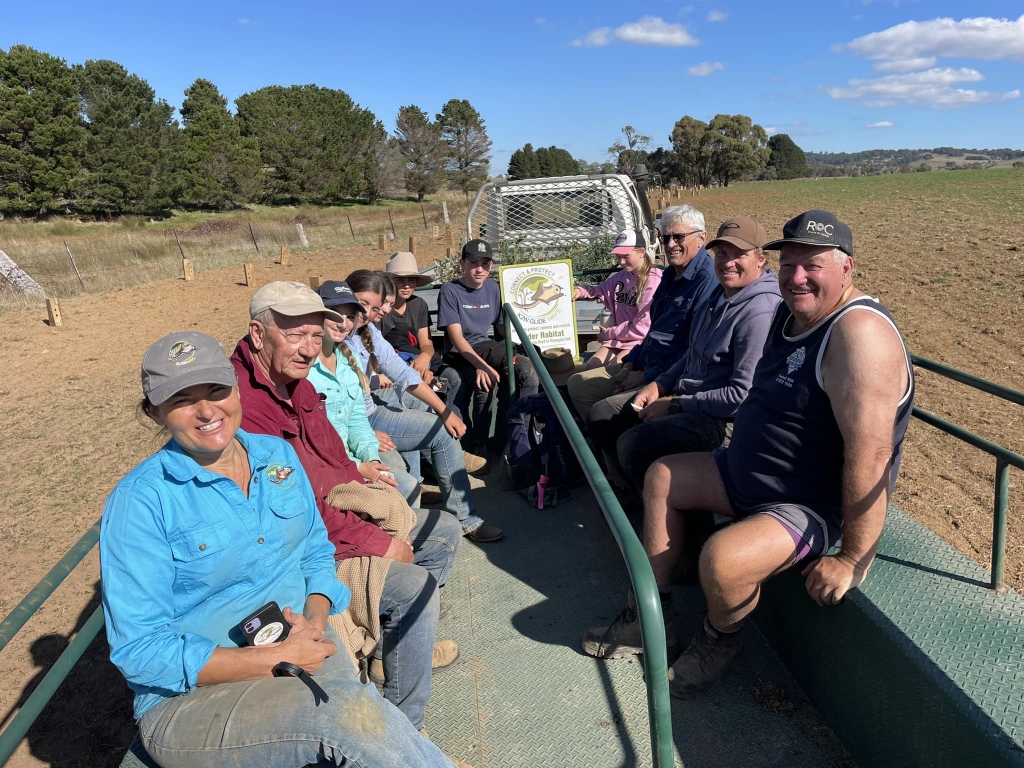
[368,641,461,683]
[465,521,504,543]
[582,592,681,660]
[668,616,744,698]
[464,451,489,475]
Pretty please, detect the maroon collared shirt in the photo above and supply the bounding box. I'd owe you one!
[231,337,392,559]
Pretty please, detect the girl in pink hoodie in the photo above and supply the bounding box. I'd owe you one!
[573,230,662,370]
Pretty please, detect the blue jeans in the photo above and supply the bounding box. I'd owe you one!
[369,396,484,535]
[380,449,421,507]
[380,507,462,728]
[139,625,452,768]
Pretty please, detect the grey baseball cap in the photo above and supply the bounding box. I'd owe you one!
[141,331,238,406]
[249,280,344,322]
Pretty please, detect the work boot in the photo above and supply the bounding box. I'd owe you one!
[668,615,744,698]
[464,451,488,475]
[582,591,680,660]
[465,521,504,543]
[369,641,461,683]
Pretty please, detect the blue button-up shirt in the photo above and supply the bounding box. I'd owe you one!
[100,430,349,720]
[307,347,382,464]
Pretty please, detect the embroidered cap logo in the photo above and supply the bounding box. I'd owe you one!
[167,341,197,366]
[805,221,834,237]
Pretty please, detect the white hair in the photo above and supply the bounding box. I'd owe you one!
[660,204,705,233]
[833,248,850,264]
[251,308,276,327]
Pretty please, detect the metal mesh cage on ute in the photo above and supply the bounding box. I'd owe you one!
[467,175,651,252]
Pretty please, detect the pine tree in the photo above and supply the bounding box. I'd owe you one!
[395,105,444,202]
[180,78,261,209]
[76,59,181,215]
[237,85,377,204]
[0,45,86,216]
[437,99,491,198]
[507,143,540,180]
[767,134,808,180]
[363,121,403,205]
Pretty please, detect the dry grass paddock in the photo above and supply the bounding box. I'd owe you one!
[0,170,1022,766]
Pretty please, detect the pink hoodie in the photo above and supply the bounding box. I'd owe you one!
[576,268,663,350]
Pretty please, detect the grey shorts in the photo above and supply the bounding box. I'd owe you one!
[741,503,836,562]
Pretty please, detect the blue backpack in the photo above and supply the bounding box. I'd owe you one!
[505,393,583,508]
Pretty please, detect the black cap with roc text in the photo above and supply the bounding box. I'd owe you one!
[763,210,854,258]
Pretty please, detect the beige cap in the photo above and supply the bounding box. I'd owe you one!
[386,252,433,286]
[249,281,345,322]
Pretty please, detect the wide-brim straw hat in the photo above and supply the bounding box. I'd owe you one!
[540,347,586,387]
[386,251,434,287]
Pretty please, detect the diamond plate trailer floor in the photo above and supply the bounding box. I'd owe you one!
[425,478,854,768]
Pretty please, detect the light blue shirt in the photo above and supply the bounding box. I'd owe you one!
[100,430,349,720]
[307,348,382,464]
[345,323,423,416]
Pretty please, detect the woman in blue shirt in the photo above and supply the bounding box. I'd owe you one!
[100,331,451,768]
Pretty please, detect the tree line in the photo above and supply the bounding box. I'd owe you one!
[0,45,492,217]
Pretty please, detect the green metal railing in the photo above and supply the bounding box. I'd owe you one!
[0,522,105,765]
[503,303,676,768]
[908,354,1024,592]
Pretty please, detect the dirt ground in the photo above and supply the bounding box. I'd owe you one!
[1,172,1022,766]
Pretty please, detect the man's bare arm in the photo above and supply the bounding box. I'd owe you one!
[447,323,492,371]
[803,310,908,604]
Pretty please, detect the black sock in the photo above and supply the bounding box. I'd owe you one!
[704,615,740,639]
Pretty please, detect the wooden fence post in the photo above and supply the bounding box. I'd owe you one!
[408,236,416,255]
[280,246,290,266]
[444,227,455,248]
[309,275,323,290]
[182,258,195,281]
[378,234,387,250]
[445,247,453,258]
[243,263,255,286]
[432,224,439,239]
[45,297,63,327]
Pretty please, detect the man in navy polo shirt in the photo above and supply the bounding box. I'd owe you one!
[438,239,539,452]
[582,210,915,700]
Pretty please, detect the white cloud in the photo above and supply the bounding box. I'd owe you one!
[764,126,779,136]
[865,121,895,128]
[826,67,1020,108]
[616,17,699,46]
[572,16,698,48]
[872,56,936,73]
[707,10,727,22]
[535,17,546,25]
[842,15,1024,66]
[238,17,251,24]
[571,27,613,47]
[688,61,724,77]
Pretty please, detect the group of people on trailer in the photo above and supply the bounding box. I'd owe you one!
[99,202,914,767]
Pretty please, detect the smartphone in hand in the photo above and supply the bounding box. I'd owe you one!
[239,601,291,646]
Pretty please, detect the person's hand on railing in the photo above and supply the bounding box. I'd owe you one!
[572,286,586,300]
[638,399,672,422]
[475,364,500,391]
[632,382,663,410]
[441,409,467,439]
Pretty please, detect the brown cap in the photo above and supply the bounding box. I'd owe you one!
[706,216,769,252]
[249,281,344,322]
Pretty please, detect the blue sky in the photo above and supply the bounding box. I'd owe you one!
[3,1,1022,174]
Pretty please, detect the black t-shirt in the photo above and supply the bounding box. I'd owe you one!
[380,295,437,362]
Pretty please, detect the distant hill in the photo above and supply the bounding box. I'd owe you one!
[804,147,1024,176]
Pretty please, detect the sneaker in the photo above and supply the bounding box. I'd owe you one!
[582,593,681,660]
[465,521,504,542]
[464,451,489,475]
[668,616,744,698]
[368,640,461,683]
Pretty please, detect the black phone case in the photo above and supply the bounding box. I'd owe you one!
[239,601,290,646]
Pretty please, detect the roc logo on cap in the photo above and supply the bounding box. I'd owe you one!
[167,341,197,366]
[615,233,629,246]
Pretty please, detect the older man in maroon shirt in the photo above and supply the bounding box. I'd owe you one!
[230,280,461,732]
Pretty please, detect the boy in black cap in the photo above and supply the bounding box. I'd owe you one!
[438,239,539,453]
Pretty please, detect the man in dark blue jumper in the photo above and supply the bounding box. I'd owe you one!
[582,210,915,699]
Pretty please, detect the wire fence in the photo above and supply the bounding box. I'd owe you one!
[0,200,473,305]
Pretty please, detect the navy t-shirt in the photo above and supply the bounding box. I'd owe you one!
[437,278,501,352]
